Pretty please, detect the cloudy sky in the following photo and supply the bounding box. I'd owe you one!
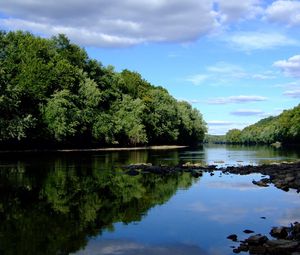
[1,0,300,134]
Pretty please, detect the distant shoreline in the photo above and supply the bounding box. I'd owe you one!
[0,145,188,154]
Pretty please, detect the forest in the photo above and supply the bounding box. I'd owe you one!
[226,104,300,145]
[0,31,207,149]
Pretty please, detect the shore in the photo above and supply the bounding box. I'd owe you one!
[0,145,187,154]
[124,161,300,192]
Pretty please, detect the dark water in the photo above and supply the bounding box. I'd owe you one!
[0,145,299,255]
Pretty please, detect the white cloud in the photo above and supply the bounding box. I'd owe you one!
[226,32,298,51]
[185,99,203,104]
[186,74,209,85]
[0,0,218,47]
[266,0,300,27]
[207,95,268,104]
[0,0,272,48]
[186,61,277,86]
[251,73,276,80]
[207,120,250,135]
[230,109,264,116]
[206,62,247,78]
[274,81,299,89]
[273,55,300,78]
[283,89,300,98]
[207,120,235,126]
[216,0,263,23]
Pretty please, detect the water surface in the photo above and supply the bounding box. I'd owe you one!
[0,145,299,255]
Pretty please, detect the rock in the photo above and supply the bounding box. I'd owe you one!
[236,221,300,255]
[252,180,269,187]
[266,239,296,246]
[260,177,270,183]
[246,234,268,245]
[271,141,282,148]
[248,245,267,254]
[293,223,300,235]
[227,234,238,241]
[266,239,299,253]
[232,248,240,253]
[285,176,296,182]
[244,229,255,234]
[182,162,204,168]
[270,227,288,239]
[238,243,249,252]
[210,172,214,176]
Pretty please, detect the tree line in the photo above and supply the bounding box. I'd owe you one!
[0,31,207,148]
[226,104,300,145]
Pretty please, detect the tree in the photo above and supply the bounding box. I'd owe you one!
[0,31,207,147]
[43,89,80,141]
[226,129,242,144]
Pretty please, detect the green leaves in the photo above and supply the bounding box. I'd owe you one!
[0,31,206,147]
[226,104,300,144]
[43,89,80,141]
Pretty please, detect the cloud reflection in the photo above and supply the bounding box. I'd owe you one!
[205,180,258,191]
[188,202,247,224]
[278,207,300,226]
[73,239,209,255]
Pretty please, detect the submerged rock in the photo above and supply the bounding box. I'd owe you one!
[270,227,289,239]
[252,180,269,187]
[244,229,255,234]
[227,234,238,241]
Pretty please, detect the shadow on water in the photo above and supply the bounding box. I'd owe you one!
[0,152,198,255]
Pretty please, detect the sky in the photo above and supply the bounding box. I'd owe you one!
[1,0,300,135]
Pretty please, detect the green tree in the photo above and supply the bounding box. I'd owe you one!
[43,89,80,141]
[226,129,242,144]
[0,31,207,147]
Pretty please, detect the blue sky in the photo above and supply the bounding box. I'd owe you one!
[1,0,300,134]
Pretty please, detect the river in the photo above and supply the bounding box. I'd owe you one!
[0,145,299,255]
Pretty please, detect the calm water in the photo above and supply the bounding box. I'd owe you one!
[0,145,300,255]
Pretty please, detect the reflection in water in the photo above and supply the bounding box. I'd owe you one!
[74,239,208,255]
[0,145,299,255]
[181,144,300,166]
[0,154,196,255]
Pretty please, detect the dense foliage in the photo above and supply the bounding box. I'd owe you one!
[204,134,226,144]
[226,104,300,145]
[0,31,206,148]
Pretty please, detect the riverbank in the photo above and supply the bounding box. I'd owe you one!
[0,145,187,154]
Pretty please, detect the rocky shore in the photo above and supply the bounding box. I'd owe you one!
[123,161,300,254]
[228,223,300,254]
[123,161,300,193]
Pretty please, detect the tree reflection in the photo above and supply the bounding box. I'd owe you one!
[0,155,197,255]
